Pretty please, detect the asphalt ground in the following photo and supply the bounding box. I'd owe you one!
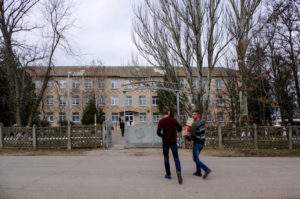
[0,131,300,199]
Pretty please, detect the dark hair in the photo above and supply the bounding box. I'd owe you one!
[162,107,170,115]
[192,109,200,114]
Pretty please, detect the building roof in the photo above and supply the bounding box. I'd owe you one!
[27,66,233,78]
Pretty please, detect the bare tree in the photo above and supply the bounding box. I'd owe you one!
[132,0,231,120]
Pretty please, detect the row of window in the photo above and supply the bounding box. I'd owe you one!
[46,112,79,122]
[46,95,158,106]
[46,111,224,123]
[36,79,224,90]
[45,112,161,123]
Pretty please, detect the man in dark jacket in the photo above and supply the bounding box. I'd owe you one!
[189,110,211,179]
[157,108,183,184]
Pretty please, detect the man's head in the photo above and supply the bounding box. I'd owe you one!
[162,107,170,116]
[192,110,200,120]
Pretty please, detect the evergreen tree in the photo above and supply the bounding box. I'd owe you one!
[82,98,99,125]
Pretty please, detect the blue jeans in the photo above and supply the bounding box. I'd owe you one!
[193,142,209,174]
[163,142,181,176]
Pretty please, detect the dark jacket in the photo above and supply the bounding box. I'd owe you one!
[191,119,205,144]
[157,116,182,143]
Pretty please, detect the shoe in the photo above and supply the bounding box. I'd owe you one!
[203,168,211,179]
[165,175,171,179]
[193,172,202,176]
[177,172,183,184]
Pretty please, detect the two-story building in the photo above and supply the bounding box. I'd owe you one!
[29,66,232,126]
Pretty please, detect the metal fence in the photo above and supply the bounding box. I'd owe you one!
[0,124,103,149]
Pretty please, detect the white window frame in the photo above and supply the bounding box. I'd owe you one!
[216,95,224,106]
[217,112,224,122]
[47,112,54,122]
[85,79,92,89]
[98,95,105,106]
[112,113,119,122]
[99,79,105,89]
[111,79,118,89]
[59,79,66,89]
[72,95,79,105]
[140,113,147,122]
[59,112,66,121]
[125,96,132,106]
[72,79,80,89]
[111,96,119,106]
[139,95,146,106]
[216,79,222,90]
[35,80,40,89]
[46,95,53,105]
[47,80,53,89]
[85,95,91,105]
[153,113,160,122]
[152,96,158,105]
[59,95,66,105]
[72,112,80,122]
[124,80,132,89]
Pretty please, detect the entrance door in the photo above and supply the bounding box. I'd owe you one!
[125,112,134,126]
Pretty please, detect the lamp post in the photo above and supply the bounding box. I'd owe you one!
[123,90,127,131]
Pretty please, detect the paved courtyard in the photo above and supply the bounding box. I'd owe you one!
[0,131,300,199]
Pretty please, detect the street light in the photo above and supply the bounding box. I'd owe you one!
[123,90,126,130]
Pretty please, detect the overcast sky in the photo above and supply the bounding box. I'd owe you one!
[56,0,143,66]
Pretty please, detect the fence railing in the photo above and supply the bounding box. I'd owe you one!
[183,124,300,150]
[0,124,103,150]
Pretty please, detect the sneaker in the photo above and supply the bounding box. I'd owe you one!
[177,172,183,184]
[165,175,171,179]
[193,172,202,176]
[203,168,211,179]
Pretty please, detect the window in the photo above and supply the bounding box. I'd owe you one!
[99,79,105,89]
[180,79,185,88]
[193,79,198,89]
[202,79,207,89]
[59,112,66,121]
[139,82,145,88]
[59,95,66,105]
[140,113,147,122]
[153,113,160,122]
[72,79,80,89]
[85,79,92,89]
[46,112,54,122]
[35,80,40,89]
[59,79,66,89]
[124,80,132,89]
[216,79,222,90]
[72,95,79,105]
[216,95,224,106]
[98,95,105,106]
[125,96,132,106]
[217,112,224,122]
[111,79,118,89]
[46,95,53,105]
[152,96,158,105]
[112,113,119,122]
[111,96,119,105]
[207,113,211,122]
[85,95,91,105]
[47,80,53,89]
[72,112,80,122]
[139,95,146,106]
[151,81,157,88]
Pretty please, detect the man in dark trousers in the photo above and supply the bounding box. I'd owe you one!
[188,110,211,179]
[157,107,183,184]
[119,117,125,136]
